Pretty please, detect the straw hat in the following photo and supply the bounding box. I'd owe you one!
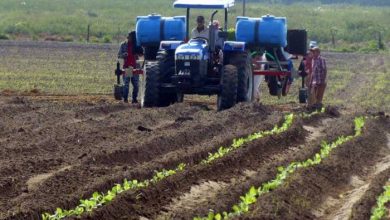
[310,46,320,51]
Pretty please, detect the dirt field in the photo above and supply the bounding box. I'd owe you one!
[0,41,389,220]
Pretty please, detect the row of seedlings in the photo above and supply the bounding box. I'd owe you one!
[195,116,366,220]
[43,109,325,219]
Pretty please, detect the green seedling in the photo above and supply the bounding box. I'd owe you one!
[370,185,390,220]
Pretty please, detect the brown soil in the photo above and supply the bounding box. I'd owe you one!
[0,95,280,219]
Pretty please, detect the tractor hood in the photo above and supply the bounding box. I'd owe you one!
[175,40,209,60]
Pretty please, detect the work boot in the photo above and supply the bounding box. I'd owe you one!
[132,100,138,104]
[124,99,129,103]
[316,103,323,111]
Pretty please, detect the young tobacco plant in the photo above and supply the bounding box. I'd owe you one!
[370,184,390,220]
[42,163,186,220]
[201,113,294,165]
[195,116,366,220]
[301,107,326,118]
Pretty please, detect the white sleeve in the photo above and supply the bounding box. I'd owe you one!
[191,28,197,39]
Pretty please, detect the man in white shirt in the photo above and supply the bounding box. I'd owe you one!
[191,16,209,39]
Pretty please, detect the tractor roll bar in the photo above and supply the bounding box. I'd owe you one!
[224,8,228,31]
[186,8,190,40]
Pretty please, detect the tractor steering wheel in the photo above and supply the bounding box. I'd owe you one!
[190,37,209,44]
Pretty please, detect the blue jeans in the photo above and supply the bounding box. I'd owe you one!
[123,75,139,102]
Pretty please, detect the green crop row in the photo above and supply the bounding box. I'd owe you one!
[370,184,390,220]
[194,116,366,220]
[201,114,294,164]
[202,108,325,165]
[42,163,186,220]
[41,109,325,220]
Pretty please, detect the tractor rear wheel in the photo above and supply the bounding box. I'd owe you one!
[142,51,177,107]
[230,52,253,102]
[142,61,160,107]
[217,65,238,111]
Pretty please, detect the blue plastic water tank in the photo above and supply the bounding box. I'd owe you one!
[236,15,287,47]
[136,14,186,46]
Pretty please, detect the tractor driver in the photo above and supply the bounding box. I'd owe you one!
[191,16,209,40]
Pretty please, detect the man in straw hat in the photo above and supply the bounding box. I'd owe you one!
[308,46,327,110]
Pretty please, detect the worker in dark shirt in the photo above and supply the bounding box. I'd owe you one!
[118,31,143,103]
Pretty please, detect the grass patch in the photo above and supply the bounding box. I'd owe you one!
[0,0,388,48]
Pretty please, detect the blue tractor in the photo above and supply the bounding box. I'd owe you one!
[135,0,307,110]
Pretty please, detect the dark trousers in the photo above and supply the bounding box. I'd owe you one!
[123,75,139,102]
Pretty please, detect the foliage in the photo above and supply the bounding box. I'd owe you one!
[227,28,235,41]
[41,163,186,220]
[195,116,366,220]
[0,33,10,40]
[102,35,112,43]
[370,184,390,220]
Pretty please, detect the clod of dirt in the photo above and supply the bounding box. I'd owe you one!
[175,116,194,123]
[78,153,88,159]
[326,105,341,117]
[29,88,40,94]
[366,111,388,118]
[189,103,212,111]
[26,166,73,192]
[137,126,153,132]
[158,180,229,219]
[0,89,16,96]
[8,96,29,104]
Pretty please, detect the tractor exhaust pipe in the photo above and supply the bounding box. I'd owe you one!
[210,10,218,22]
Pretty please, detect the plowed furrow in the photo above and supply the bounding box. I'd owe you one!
[82,115,337,220]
